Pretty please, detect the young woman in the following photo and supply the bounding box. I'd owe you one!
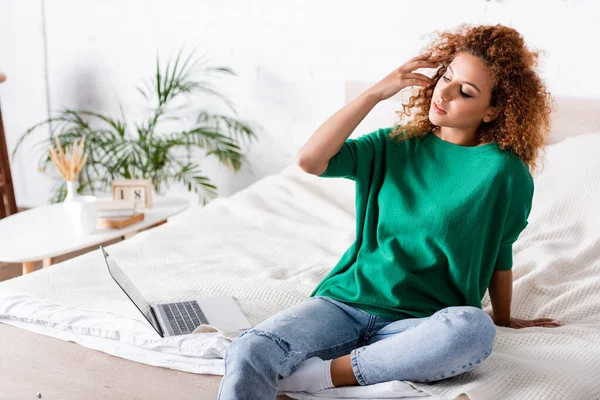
[218,23,562,400]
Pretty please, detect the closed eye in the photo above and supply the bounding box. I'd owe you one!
[442,76,473,98]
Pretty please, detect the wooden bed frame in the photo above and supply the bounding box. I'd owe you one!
[0,322,292,399]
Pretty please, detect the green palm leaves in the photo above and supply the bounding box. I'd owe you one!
[13,48,257,205]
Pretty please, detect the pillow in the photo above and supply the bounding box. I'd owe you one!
[519,131,600,249]
[547,96,600,143]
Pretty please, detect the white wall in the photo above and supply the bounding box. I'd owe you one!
[1,0,599,208]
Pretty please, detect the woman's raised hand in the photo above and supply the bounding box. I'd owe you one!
[366,51,439,102]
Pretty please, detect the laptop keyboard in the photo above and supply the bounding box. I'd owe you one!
[161,301,209,335]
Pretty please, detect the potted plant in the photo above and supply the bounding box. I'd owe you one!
[12,48,258,205]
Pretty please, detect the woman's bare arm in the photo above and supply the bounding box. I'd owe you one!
[488,269,512,326]
[296,91,380,175]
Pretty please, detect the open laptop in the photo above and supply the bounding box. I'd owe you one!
[100,246,252,338]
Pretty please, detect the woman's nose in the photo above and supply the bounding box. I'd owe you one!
[439,87,450,102]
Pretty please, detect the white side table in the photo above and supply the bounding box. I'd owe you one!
[0,196,190,275]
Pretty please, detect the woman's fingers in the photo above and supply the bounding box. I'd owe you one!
[534,318,559,323]
[413,60,440,68]
[404,79,432,87]
[533,319,561,327]
[402,60,439,73]
[408,51,432,62]
[404,72,433,83]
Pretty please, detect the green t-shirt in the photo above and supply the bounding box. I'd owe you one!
[309,127,534,320]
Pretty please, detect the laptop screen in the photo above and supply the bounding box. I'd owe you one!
[100,246,162,336]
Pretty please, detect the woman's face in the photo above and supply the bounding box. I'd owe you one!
[429,51,498,129]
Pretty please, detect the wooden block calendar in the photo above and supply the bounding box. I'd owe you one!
[111,179,153,209]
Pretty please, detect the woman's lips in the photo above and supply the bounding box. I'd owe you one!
[432,103,447,114]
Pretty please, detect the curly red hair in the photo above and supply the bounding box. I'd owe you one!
[391,23,554,176]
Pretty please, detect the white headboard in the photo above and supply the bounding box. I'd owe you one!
[344,80,600,145]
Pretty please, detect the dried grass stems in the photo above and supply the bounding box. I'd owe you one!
[49,136,88,182]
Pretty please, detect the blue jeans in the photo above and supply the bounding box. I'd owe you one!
[218,295,496,399]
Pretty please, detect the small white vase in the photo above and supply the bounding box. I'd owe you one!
[63,180,78,209]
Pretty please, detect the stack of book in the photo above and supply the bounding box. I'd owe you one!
[96,199,145,229]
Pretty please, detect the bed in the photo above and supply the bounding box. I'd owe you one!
[1,84,600,400]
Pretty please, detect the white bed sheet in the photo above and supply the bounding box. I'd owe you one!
[2,132,600,399]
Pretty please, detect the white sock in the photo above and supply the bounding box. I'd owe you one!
[277,356,335,393]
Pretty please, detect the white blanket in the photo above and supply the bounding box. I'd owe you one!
[2,132,600,399]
